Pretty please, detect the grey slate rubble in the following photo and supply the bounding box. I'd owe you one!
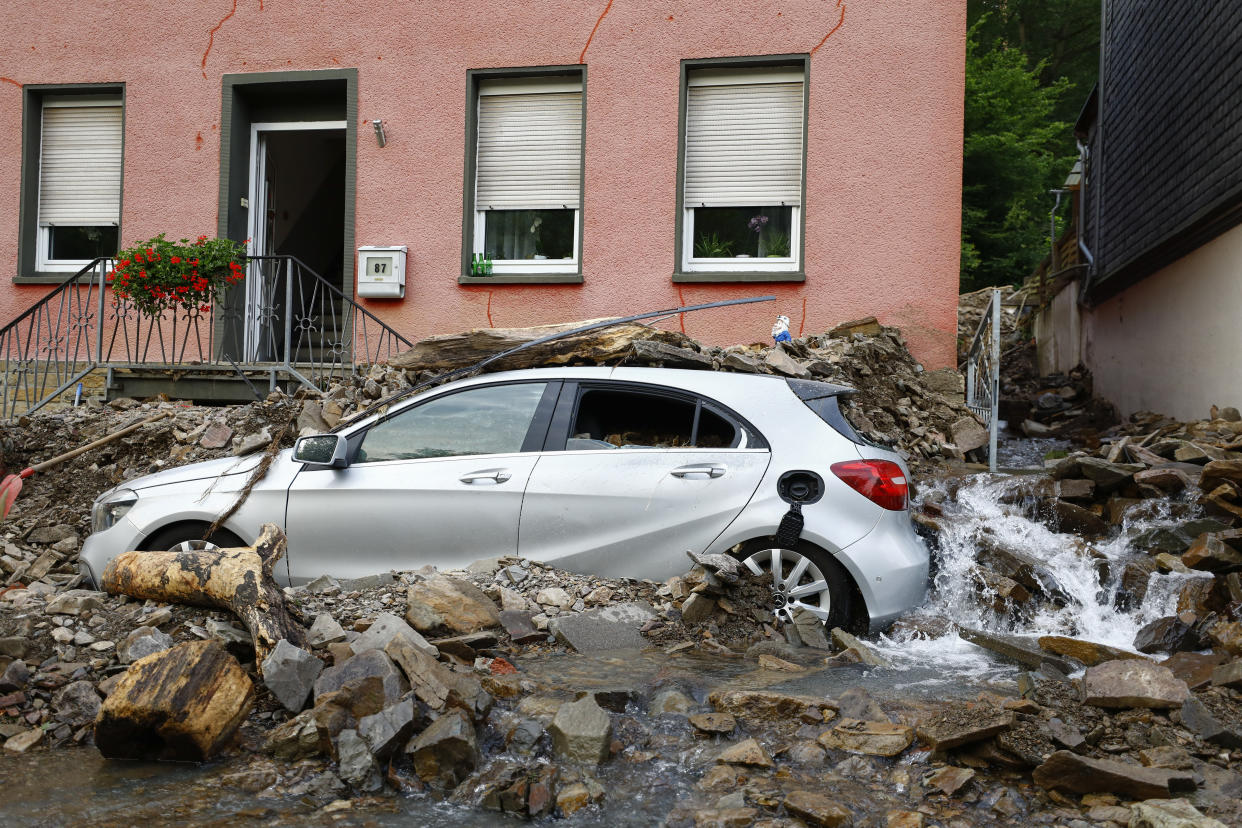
[549,602,656,652]
[261,639,323,713]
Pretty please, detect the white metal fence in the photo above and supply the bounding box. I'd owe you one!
[964,288,1001,471]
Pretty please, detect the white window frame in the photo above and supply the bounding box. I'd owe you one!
[35,93,123,272]
[680,67,805,274]
[472,76,582,276]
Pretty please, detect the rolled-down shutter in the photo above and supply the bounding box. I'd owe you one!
[684,72,804,208]
[39,98,123,226]
[475,82,582,211]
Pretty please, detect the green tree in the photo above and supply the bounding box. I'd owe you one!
[961,19,1075,291]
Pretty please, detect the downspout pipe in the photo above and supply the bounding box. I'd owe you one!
[1075,140,1094,269]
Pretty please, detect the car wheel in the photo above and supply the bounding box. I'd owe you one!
[735,540,852,629]
[143,524,245,553]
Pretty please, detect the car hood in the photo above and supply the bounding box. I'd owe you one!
[122,451,278,493]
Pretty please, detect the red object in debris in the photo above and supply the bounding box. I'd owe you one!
[830,459,909,511]
[489,657,518,675]
[0,583,27,598]
[0,469,31,521]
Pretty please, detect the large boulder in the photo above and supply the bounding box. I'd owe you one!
[313,649,407,707]
[406,575,501,634]
[1182,531,1242,573]
[548,602,656,652]
[407,708,479,788]
[1083,660,1189,709]
[95,639,253,761]
[916,705,1014,750]
[336,728,382,791]
[549,695,612,764]
[1032,751,1195,799]
[261,639,322,712]
[350,612,436,658]
[1133,617,1202,654]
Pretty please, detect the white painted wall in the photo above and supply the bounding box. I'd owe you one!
[1083,221,1242,420]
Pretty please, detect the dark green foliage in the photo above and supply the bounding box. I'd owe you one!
[961,0,1099,291]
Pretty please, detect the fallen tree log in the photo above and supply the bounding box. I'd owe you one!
[101,523,305,665]
[387,319,693,372]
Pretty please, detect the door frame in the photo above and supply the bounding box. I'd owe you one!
[244,120,346,360]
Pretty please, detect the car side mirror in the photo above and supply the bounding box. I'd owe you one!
[293,434,349,469]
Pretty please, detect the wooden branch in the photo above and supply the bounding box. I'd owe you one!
[101,523,305,665]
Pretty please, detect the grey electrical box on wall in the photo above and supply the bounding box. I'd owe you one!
[356,246,407,298]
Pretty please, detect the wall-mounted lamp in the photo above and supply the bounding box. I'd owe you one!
[373,119,387,148]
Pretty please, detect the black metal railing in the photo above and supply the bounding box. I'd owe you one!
[0,256,413,417]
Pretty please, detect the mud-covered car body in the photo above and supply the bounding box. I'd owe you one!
[81,367,928,630]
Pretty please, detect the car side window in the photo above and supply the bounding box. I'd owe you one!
[567,387,740,449]
[357,382,547,463]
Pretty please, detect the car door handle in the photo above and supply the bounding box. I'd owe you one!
[459,470,512,485]
[670,464,726,479]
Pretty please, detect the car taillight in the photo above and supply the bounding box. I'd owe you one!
[830,460,909,511]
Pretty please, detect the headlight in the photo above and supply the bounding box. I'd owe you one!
[91,489,137,533]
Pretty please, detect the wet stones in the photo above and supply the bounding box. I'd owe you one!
[1134,616,1202,654]
[95,639,254,762]
[818,719,914,757]
[707,689,837,725]
[924,765,975,796]
[408,708,478,788]
[1032,750,1196,799]
[549,695,611,764]
[264,710,322,761]
[957,627,1076,674]
[782,790,853,827]
[689,712,737,735]
[916,705,1015,750]
[2,728,43,753]
[715,737,774,769]
[336,728,382,791]
[1182,531,1242,573]
[358,699,418,759]
[1037,635,1146,667]
[1212,659,1242,689]
[261,639,322,712]
[1083,660,1189,709]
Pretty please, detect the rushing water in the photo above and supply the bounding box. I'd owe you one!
[873,470,1209,679]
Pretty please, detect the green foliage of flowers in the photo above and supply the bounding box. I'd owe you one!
[111,234,247,317]
[695,233,734,258]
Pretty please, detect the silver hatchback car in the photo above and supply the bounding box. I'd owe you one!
[81,367,928,631]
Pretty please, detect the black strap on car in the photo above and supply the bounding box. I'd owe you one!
[775,502,804,549]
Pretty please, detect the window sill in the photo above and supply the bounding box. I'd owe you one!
[458,273,583,285]
[673,270,805,284]
[13,273,90,285]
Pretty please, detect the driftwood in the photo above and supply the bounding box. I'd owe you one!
[388,319,693,372]
[95,639,253,761]
[101,523,305,665]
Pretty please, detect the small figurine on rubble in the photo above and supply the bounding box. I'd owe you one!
[772,314,792,344]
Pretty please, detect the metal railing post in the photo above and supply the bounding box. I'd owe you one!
[96,259,106,364]
[283,258,294,369]
[988,288,1001,472]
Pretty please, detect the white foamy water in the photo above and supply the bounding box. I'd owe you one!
[872,472,1210,678]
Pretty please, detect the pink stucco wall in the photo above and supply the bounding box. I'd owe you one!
[0,1,966,367]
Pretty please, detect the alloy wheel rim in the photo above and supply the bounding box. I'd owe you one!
[741,547,831,624]
[167,539,223,553]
